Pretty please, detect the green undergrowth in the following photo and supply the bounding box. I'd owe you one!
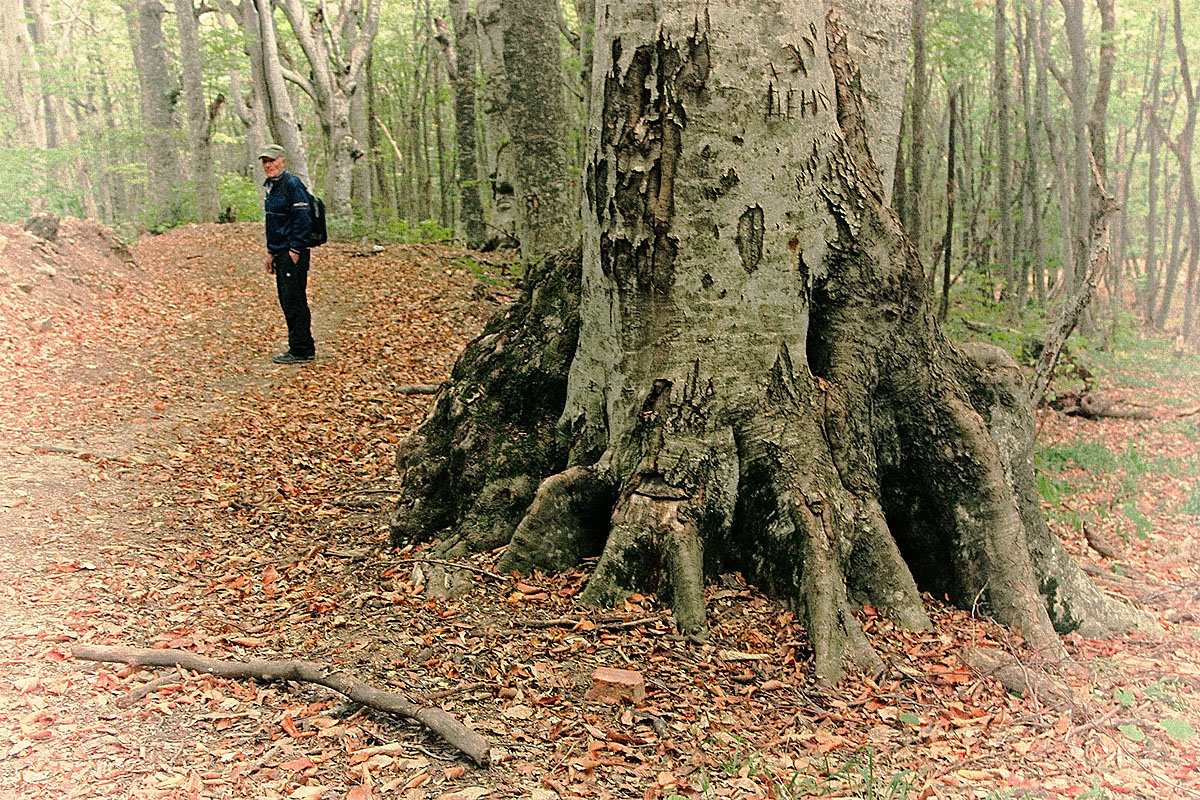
[678,742,1124,799]
[1034,433,1196,540]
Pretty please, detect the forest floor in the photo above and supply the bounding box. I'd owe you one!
[1,220,1199,800]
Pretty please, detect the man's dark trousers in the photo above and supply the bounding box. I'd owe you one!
[274,249,315,358]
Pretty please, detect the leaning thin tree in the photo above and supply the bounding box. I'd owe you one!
[390,0,1153,683]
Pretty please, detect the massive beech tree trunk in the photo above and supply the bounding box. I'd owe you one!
[390,0,1152,683]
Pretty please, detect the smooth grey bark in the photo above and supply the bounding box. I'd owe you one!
[237,0,310,184]
[351,70,375,232]
[994,0,1015,308]
[495,0,575,261]
[391,0,1152,684]
[24,0,57,149]
[940,85,958,321]
[1062,0,1090,299]
[1142,16,1167,324]
[126,0,181,220]
[903,0,926,248]
[0,0,45,149]
[1164,0,1200,338]
[1016,4,1043,306]
[436,2,487,248]
[175,0,221,222]
[475,0,517,247]
[276,0,381,226]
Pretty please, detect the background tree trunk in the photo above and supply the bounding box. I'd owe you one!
[175,0,221,222]
[240,0,311,184]
[903,0,927,249]
[125,0,181,221]
[437,1,486,249]
[496,0,575,261]
[994,0,1015,308]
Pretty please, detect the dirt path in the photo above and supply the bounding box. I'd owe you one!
[1,221,1199,800]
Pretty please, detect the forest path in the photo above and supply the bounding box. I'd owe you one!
[0,222,506,798]
[1,221,1199,799]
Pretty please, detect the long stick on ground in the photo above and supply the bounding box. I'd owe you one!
[73,645,490,767]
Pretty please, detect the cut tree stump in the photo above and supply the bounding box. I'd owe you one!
[73,645,490,767]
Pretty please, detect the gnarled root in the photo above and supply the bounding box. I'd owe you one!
[389,248,581,554]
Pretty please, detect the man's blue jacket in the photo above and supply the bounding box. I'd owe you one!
[264,172,313,254]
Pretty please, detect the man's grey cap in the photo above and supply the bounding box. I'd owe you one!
[258,144,286,160]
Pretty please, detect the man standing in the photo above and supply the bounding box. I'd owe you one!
[260,144,316,364]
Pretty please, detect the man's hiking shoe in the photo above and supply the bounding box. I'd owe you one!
[272,351,314,364]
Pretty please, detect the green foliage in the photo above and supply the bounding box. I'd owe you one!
[1160,718,1196,740]
[1178,486,1200,517]
[770,748,917,800]
[0,146,45,223]
[375,217,454,244]
[218,172,265,223]
[1033,436,1176,540]
[1117,723,1147,743]
[451,255,520,287]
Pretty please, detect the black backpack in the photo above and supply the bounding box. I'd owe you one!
[307,189,327,247]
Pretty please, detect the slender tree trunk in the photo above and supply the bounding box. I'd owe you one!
[1062,0,1091,308]
[940,85,958,321]
[429,29,451,231]
[994,0,1015,309]
[351,72,375,233]
[176,0,221,221]
[495,0,575,261]
[25,0,58,149]
[1016,4,1039,307]
[367,55,396,220]
[905,0,927,250]
[437,3,487,248]
[240,0,310,183]
[1141,16,1167,324]
[1156,180,1187,330]
[126,0,182,221]
[475,0,517,246]
[0,0,46,149]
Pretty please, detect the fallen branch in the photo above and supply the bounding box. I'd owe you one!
[1083,523,1120,559]
[514,616,661,631]
[117,672,180,708]
[73,645,490,767]
[397,384,440,395]
[23,444,143,465]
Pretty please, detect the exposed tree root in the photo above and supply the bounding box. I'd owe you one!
[73,645,491,767]
[959,646,1072,712]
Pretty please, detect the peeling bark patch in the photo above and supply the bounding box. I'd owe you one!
[640,379,674,419]
[736,206,765,273]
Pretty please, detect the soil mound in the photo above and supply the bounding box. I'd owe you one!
[0,215,140,335]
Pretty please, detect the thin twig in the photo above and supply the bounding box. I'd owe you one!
[389,557,505,581]
[514,616,662,631]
